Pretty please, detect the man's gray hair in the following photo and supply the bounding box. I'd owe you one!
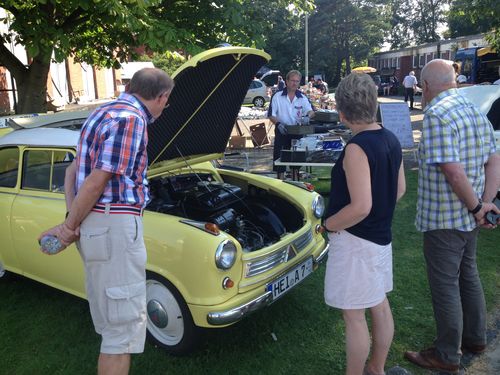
[421,59,456,87]
[286,70,302,81]
[128,68,175,100]
[335,73,378,124]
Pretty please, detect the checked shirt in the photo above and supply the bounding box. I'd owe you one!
[416,88,497,232]
[75,93,154,207]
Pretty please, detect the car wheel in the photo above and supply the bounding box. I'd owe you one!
[146,272,200,355]
[253,96,265,107]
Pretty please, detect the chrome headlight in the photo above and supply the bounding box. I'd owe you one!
[215,240,237,270]
[312,195,325,218]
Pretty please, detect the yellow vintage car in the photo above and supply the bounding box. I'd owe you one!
[0,47,328,355]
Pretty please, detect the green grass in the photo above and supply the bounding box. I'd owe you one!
[1,170,499,375]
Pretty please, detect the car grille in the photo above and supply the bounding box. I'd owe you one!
[293,229,313,252]
[244,226,313,278]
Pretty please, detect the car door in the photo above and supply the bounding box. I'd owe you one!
[244,80,259,104]
[10,147,86,298]
[0,146,22,274]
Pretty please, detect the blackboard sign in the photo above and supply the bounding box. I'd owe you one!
[379,103,414,148]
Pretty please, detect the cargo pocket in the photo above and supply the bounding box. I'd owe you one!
[105,281,146,324]
[79,227,110,262]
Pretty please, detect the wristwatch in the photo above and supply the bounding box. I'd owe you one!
[469,199,483,215]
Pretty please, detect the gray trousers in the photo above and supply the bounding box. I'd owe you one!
[423,228,486,365]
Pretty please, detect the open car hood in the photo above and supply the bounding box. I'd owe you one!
[147,47,271,169]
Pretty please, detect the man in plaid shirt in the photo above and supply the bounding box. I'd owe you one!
[40,68,174,374]
[404,59,500,374]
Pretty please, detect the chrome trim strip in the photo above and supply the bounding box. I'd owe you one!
[244,226,313,278]
[207,291,272,325]
[293,229,312,252]
[314,242,330,265]
[245,248,288,277]
[0,191,17,196]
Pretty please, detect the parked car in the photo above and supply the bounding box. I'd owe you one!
[0,47,328,355]
[458,84,500,148]
[243,78,270,107]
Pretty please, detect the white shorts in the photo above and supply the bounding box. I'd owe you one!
[77,211,147,354]
[324,230,393,310]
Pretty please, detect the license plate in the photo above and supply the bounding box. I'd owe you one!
[267,257,313,301]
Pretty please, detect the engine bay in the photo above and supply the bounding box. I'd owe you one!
[146,173,303,252]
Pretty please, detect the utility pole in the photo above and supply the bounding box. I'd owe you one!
[305,11,309,83]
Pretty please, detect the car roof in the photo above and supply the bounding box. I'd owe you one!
[6,111,91,130]
[0,127,79,148]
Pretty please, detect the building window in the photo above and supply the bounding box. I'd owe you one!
[397,57,401,69]
[413,55,418,68]
[419,55,425,67]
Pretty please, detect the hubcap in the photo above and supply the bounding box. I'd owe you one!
[147,299,168,328]
[146,279,185,346]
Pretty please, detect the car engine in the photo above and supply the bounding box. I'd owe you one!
[146,173,302,252]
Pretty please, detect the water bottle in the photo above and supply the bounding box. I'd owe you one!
[40,235,64,254]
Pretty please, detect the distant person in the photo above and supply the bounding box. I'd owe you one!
[452,62,469,86]
[402,71,418,110]
[314,78,328,94]
[404,59,500,374]
[277,75,285,91]
[323,72,406,375]
[268,70,315,180]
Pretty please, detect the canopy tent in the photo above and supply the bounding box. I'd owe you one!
[352,66,377,73]
[477,46,496,57]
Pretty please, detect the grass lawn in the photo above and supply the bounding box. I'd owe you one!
[0,170,498,374]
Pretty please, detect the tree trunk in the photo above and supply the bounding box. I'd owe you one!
[15,54,51,114]
[333,55,343,86]
[345,42,351,75]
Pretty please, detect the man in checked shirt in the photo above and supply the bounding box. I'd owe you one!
[39,68,174,375]
[404,59,500,374]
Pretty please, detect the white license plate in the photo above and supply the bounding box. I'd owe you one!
[267,257,313,301]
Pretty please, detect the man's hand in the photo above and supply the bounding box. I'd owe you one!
[474,201,500,228]
[38,222,80,255]
[278,123,288,135]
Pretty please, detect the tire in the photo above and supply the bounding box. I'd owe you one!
[145,272,201,355]
[253,96,265,107]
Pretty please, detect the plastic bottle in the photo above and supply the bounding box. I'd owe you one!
[40,235,64,254]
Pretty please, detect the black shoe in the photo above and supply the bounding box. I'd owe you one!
[462,343,487,354]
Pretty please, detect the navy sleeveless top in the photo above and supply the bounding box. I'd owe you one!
[325,128,402,245]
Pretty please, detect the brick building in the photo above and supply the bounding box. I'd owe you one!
[368,34,488,83]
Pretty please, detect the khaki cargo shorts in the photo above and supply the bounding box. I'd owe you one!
[77,210,147,354]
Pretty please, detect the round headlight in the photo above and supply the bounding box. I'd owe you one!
[215,240,237,270]
[312,195,325,218]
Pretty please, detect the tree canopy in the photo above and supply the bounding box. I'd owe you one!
[0,0,309,114]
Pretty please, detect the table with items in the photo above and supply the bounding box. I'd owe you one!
[274,130,347,181]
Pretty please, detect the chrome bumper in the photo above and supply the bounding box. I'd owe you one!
[207,242,329,326]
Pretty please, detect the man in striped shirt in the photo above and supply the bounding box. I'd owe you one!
[404,59,500,374]
[40,68,174,374]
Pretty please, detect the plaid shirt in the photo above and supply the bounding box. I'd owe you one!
[75,93,153,207]
[416,88,497,232]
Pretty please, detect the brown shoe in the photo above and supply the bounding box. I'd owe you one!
[462,343,487,354]
[404,347,459,373]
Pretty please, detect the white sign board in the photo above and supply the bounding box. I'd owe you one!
[379,103,414,148]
